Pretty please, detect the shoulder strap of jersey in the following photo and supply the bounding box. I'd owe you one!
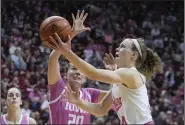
[83,88,91,100]
[130,67,146,84]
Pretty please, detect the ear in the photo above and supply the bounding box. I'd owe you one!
[81,75,86,84]
[134,51,138,55]
[20,100,23,105]
[6,99,8,105]
[131,51,139,60]
[81,73,85,79]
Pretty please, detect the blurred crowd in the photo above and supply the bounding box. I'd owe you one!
[1,0,184,125]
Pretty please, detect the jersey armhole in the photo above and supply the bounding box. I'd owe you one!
[139,74,146,84]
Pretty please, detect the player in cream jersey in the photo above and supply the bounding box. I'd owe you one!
[48,25,162,124]
[112,67,153,124]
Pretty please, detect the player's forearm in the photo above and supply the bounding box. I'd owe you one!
[62,51,122,84]
[63,50,98,79]
[48,50,62,85]
[76,99,106,117]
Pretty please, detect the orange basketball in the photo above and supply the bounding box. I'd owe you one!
[40,16,72,48]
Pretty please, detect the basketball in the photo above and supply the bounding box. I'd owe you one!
[39,16,72,48]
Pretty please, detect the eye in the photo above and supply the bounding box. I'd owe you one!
[120,44,125,48]
[16,93,20,97]
[8,93,13,97]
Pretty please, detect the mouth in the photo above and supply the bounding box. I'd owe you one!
[72,77,82,83]
[73,77,81,80]
[12,101,17,104]
[115,52,119,58]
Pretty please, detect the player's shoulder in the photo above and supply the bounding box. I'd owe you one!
[115,67,139,78]
[29,117,37,124]
[0,114,5,119]
[0,114,6,124]
[83,88,94,94]
[83,88,104,96]
[83,87,98,92]
[118,67,146,87]
[48,78,66,87]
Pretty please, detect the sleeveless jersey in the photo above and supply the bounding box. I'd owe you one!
[48,78,100,124]
[0,114,29,124]
[111,67,154,124]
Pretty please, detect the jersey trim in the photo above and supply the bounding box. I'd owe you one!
[48,105,52,124]
[3,115,8,124]
[27,115,29,124]
[3,114,23,124]
[49,89,83,104]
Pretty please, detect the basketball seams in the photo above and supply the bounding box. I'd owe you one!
[41,25,71,41]
[41,19,70,32]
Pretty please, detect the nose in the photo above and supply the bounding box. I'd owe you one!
[13,96,16,100]
[75,72,81,77]
[77,72,81,76]
[116,48,119,52]
[13,94,17,99]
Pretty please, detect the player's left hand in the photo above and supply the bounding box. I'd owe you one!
[103,53,117,71]
[71,10,91,38]
[49,33,72,54]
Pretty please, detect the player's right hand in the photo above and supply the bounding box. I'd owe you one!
[49,33,72,54]
[60,84,80,104]
[103,53,117,71]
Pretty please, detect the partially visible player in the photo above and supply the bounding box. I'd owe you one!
[0,87,36,124]
[48,15,162,123]
[47,10,116,124]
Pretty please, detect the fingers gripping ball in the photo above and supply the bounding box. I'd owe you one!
[40,16,72,49]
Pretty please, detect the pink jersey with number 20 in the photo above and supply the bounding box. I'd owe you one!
[48,78,100,124]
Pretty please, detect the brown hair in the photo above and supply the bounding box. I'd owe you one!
[64,63,77,73]
[7,87,22,98]
[132,38,162,79]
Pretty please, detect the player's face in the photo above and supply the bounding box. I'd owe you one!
[67,67,85,89]
[115,39,135,68]
[6,88,22,108]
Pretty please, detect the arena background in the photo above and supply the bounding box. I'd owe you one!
[1,0,184,124]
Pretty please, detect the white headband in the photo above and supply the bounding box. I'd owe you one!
[131,39,142,57]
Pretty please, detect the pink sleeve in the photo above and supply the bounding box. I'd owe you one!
[86,88,100,103]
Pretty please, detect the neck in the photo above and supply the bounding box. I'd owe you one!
[6,107,21,123]
[71,86,81,93]
[124,63,135,68]
[129,64,136,68]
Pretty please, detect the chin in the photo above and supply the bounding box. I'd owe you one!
[75,81,83,86]
[115,60,121,68]
[10,104,19,108]
[71,80,83,86]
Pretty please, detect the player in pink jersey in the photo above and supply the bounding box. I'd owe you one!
[46,10,117,124]
[47,17,162,123]
[0,87,36,124]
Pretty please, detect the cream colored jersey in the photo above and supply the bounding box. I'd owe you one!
[111,67,153,124]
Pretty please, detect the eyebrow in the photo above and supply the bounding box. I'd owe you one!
[120,43,126,47]
[8,93,20,95]
[121,43,126,46]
